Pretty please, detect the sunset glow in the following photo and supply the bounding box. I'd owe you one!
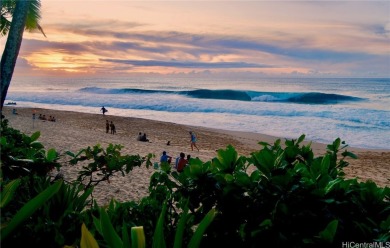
[2,0,389,77]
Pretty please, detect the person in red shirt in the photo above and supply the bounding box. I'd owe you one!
[176,152,188,172]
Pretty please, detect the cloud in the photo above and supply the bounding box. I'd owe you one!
[100,59,274,69]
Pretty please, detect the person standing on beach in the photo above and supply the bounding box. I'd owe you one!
[110,121,116,134]
[106,120,110,133]
[189,131,199,151]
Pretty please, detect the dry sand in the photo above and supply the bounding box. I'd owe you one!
[3,107,389,205]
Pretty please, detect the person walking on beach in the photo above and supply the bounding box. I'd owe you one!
[106,120,110,133]
[110,121,116,134]
[189,131,199,151]
[101,106,108,115]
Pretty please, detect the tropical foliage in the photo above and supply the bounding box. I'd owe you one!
[1,118,389,247]
[0,0,45,37]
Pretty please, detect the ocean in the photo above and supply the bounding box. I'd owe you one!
[5,76,390,149]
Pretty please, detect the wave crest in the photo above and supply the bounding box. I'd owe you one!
[78,87,363,104]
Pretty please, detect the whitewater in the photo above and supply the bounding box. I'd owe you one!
[5,76,390,149]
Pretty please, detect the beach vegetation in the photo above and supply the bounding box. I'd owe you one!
[1,119,389,247]
[66,143,154,189]
[0,119,61,180]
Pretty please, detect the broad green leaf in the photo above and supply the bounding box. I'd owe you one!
[235,172,251,187]
[81,223,99,248]
[46,148,58,162]
[0,179,21,208]
[285,139,294,147]
[30,141,44,149]
[252,149,274,177]
[341,151,358,159]
[30,131,41,142]
[297,134,306,144]
[250,170,261,182]
[188,208,217,248]
[319,220,338,243]
[325,178,343,195]
[216,145,237,170]
[224,174,234,183]
[321,155,330,174]
[99,208,123,248]
[1,180,62,240]
[131,226,145,248]
[153,202,167,248]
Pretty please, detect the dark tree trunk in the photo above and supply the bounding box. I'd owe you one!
[1,0,30,111]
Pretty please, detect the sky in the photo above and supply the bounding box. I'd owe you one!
[2,0,390,78]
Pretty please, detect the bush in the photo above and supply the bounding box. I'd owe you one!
[0,119,60,180]
[144,135,389,246]
[1,119,388,247]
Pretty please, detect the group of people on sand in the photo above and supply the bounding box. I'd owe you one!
[137,132,149,142]
[106,120,116,134]
[160,151,191,173]
[38,114,56,122]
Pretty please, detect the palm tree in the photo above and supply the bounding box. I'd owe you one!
[1,0,45,111]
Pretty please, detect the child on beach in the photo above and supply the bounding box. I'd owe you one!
[106,120,110,133]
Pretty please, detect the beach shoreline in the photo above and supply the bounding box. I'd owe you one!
[2,106,389,205]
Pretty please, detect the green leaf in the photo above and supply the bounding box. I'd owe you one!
[46,148,58,162]
[258,141,270,147]
[1,180,62,240]
[341,151,358,159]
[321,155,330,174]
[30,131,41,142]
[215,145,238,171]
[319,220,338,243]
[325,178,343,195]
[188,208,217,248]
[174,203,190,248]
[235,172,251,187]
[250,170,261,182]
[92,215,102,236]
[153,202,167,248]
[65,151,75,157]
[99,208,123,248]
[80,223,100,248]
[131,226,145,248]
[30,140,44,149]
[224,174,234,183]
[297,134,306,144]
[122,224,131,248]
[0,179,21,208]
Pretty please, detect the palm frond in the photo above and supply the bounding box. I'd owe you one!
[25,0,41,31]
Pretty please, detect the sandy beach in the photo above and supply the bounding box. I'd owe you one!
[3,106,389,205]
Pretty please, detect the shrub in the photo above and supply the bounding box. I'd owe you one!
[0,119,60,180]
[1,119,388,247]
